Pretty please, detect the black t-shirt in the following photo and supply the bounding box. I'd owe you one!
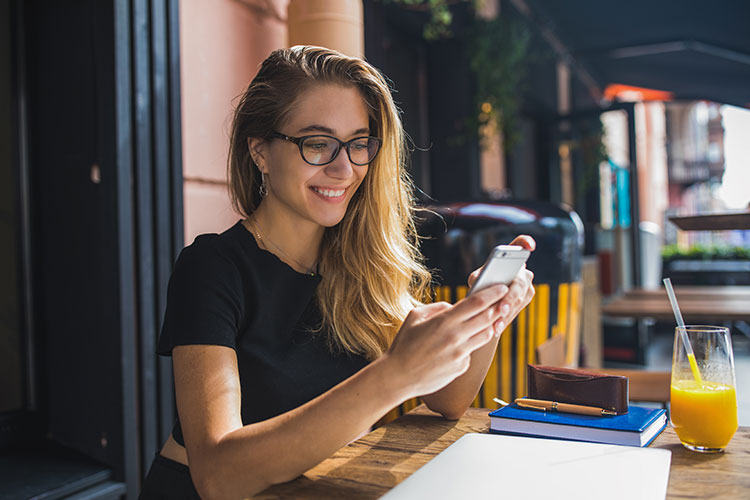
[157,221,369,446]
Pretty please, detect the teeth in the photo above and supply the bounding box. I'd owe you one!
[313,187,345,198]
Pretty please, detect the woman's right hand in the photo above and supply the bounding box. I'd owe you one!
[384,283,509,399]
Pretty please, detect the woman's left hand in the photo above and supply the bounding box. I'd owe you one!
[467,235,536,336]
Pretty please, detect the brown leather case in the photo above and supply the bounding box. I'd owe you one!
[527,365,629,414]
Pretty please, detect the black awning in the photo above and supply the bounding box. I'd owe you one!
[521,0,750,107]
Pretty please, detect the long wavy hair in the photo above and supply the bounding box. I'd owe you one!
[228,46,431,360]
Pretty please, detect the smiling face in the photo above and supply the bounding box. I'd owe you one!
[252,84,372,230]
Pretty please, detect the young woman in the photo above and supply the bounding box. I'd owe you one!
[139,46,535,499]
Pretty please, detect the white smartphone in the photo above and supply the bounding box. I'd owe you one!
[468,245,531,296]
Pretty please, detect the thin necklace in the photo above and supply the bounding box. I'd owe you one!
[248,214,318,277]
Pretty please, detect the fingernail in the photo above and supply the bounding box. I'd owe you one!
[501,304,510,316]
[495,321,505,335]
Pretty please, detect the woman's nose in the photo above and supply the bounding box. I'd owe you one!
[323,147,354,178]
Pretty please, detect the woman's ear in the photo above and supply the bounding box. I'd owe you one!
[247,137,268,173]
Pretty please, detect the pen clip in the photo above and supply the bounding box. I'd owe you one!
[515,401,547,412]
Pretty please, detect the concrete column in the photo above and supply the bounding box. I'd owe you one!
[180,0,287,244]
[557,60,573,206]
[287,0,364,57]
[477,0,506,197]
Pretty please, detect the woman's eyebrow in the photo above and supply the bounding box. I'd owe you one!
[297,124,370,136]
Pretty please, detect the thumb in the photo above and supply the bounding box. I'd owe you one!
[509,235,536,251]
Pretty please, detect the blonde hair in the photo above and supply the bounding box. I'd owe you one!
[228,46,431,360]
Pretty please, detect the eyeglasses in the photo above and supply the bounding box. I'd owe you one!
[271,132,381,166]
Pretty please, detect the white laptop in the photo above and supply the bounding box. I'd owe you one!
[381,433,671,500]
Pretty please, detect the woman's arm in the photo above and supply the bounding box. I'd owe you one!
[175,345,406,499]
[176,283,510,499]
[421,235,536,419]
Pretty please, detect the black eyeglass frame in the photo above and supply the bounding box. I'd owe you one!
[270,131,382,166]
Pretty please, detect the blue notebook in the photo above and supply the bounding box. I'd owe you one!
[489,404,667,447]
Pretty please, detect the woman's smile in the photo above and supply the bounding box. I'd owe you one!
[310,185,349,202]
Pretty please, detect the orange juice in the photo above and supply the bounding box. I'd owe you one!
[670,380,738,449]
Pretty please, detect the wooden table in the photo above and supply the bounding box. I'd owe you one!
[258,405,750,499]
[601,286,750,322]
[669,212,750,231]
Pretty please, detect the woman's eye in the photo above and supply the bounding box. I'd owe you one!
[351,142,368,151]
[306,142,330,150]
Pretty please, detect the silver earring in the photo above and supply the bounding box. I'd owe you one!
[259,172,268,198]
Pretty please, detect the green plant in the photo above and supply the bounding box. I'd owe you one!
[575,117,608,199]
[662,244,750,261]
[380,1,536,151]
[468,14,531,149]
[378,0,457,40]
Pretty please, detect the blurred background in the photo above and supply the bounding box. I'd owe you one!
[2,0,749,497]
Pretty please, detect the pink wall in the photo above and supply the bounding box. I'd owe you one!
[180,0,288,244]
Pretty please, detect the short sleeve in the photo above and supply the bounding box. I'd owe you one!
[157,236,244,355]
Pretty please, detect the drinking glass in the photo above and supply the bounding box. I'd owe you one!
[670,325,738,453]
